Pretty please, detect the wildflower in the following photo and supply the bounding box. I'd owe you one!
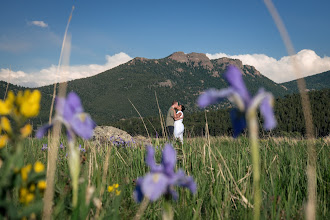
[1,117,12,134]
[20,124,32,138]
[34,161,45,173]
[134,144,196,202]
[197,65,276,137]
[0,91,14,115]
[108,186,114,193]
[36,92,96,140]
[59,143,64,149]
[25,193,35,204]
[37,180,47,190]
[21,164,32,181]
[113,183,119,189]
[0,135,8,148]
[19,188,28,203]
[41,144,48,151]
[79,144,86,153]
[29,184,36,192]
[115,190,121,196]
[19,90,41,118]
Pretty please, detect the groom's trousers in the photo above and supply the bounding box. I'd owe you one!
[166,126,174,139]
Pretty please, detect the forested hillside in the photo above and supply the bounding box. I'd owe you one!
[112,89,330,138]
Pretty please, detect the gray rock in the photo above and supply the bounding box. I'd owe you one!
[92,126,150,146]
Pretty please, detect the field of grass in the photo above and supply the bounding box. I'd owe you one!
[16,136,329,219]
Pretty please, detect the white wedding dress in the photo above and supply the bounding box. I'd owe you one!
[174,111,184,143]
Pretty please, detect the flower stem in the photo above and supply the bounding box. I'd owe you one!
[162,201,173,220]
[247,110,261,220]
[68,137,80,208]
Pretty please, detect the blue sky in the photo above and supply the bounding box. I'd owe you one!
[1,0,330,86]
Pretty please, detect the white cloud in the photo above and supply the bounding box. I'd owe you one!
[29,20,48,28]
[206,49,330,83]
[0,52,132,87]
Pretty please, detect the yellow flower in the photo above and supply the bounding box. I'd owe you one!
[37,180,47,190]
[20,124,32,138]
[29,184,35,192]
[115,190,121,196]
[20,90,41,118]
[34,161,45,173]
[0,135,8,148]
[20,187,28,197]
[113,183,119,189]
[107,186,114,193]
[0,91,14,115]
[21,164,32,181]
[25,193,34,204]
[1,117,12,133]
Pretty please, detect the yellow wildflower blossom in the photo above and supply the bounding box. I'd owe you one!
[115,190,121,196]
[29,184,35,192]
[1,117,12,133]
[34,161,45,173]
[37,180,47,190]
[20,90,41,118]
[19,187,29,203]
[20,124,32,138]
[0,135,8,148]
[21,164,32,181]
[0,91,14,115]
[113,183,119,189]
[108,186,114,193]
[25,193,34,204]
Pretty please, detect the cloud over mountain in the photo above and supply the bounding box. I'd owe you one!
[206,49,330,83]
[0,52,132,87]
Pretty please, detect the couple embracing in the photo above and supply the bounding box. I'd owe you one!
[165,101,185,143]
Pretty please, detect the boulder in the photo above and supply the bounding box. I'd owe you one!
[92,126,150,146]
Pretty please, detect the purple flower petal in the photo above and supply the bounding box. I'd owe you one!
[36,124,53,139]
[146,146,163,172]
[230,109,247,137]
[70,113,96,139]
[141,173,169,201]
[197,88,234,108]
[63,92,84,122]
[224,65,251,105]
[260,96,277,130]
[161,144,176,176]
[133,178,144,202]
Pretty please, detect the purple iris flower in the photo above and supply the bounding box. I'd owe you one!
[41,144,48,151]
[79,144,86,153]
[134,144,196,202]
[197,65,276,137]
[59,143,64,149]
[36,92,96,140]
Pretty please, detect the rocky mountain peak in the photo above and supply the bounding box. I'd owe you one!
[168,52,214,70]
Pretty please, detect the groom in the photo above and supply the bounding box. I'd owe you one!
[166,100,178,139]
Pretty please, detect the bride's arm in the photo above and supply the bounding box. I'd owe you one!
[174,112,183,120]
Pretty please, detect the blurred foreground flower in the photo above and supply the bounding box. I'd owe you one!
[36,92,96,139]
[197,65,276,137]
[134,144,196,202]
[198,65,276,220]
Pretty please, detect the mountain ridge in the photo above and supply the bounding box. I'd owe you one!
[0,52,329,127]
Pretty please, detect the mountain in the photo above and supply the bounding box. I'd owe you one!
[280,70,330,93]
[0,52,294,126]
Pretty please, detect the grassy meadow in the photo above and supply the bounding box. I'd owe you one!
[15,136,329,219]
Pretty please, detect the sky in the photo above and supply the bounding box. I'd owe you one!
[0,0,330,87]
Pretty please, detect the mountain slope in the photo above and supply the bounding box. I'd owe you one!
[281,70,330,93]
[2,52,290,126]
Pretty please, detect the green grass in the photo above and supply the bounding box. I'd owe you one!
[19,136,330,219]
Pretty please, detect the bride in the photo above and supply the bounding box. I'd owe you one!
[174,105,185,143]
